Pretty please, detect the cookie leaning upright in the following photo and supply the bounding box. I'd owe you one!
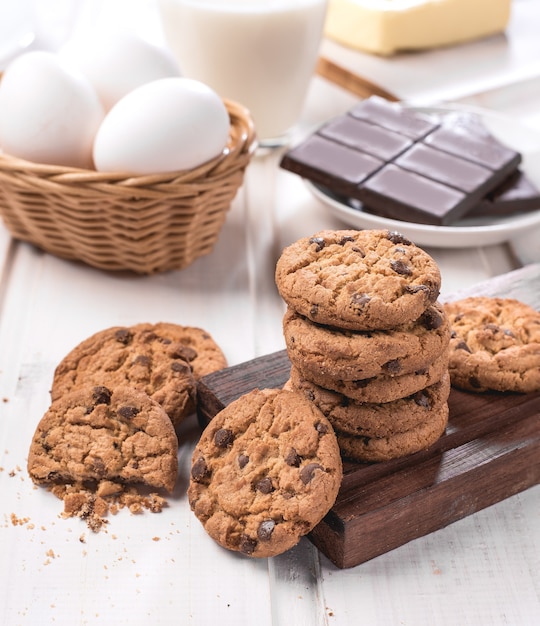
[188,388,342,558]
[444,296,540,393]
[275,229,441,330]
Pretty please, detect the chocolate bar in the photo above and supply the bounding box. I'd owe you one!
[280,96,522,226]
[468,170,540,217]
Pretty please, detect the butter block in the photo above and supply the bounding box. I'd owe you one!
[324,0,512,56]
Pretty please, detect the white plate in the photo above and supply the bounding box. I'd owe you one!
[305,103,540,249]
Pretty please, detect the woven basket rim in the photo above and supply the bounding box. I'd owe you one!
[0,96,257,273]
[0,98,258,187]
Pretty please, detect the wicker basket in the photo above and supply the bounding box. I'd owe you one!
[0,99,256,274]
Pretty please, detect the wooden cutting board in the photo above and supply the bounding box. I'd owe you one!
[196,264,540,569]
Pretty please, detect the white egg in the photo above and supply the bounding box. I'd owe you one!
[93,77,230,174]
[60,30,181,111]
[0,51,104,168]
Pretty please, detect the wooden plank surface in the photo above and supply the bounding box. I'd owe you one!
[196,264,540,569]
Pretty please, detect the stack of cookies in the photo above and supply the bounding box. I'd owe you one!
[276,228,452,463]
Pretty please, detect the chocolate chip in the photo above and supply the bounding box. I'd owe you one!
[390,260,412,276]
[171,360,190,374]
[485,323,500,333]
[469,376,482,388]
[133,355,151,367]
[315,422,328,435]
[309,236,325,252]
[90,456,106,477]
[238,453,249,469]
[351,246,365,256]
[191,457,209,482]
[257,520,275,541]
[404,284,429,296]
[255,477,274,494]
[92,386,111,405]
[239,535,257,555]
[503,328,515,338]
[351,293,371,310]
[300,463,323,485]
[169,344,198,362]
[338,235,355,245]
[426,281,440,302]
[421,307,444,330]
[141,331,158,343]
[387,231,412,245]
[450,330,457,338]
[383,359,402,375]
[114,328,133,345]
[455,340,472,353]
[214,428,234,448]
[285,448,301,467]
[412,391,431,408]
[310,304,319,317]
[171,359,192,374]
[117,405,140,419]
[353,378,372,389]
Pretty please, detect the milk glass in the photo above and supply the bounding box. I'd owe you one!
[158,0,328,147]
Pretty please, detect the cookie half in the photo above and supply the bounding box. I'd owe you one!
[188,388,342,558]
[51,323,226,430]
[275,229,441,331]
[28,385,179,493]
[283,303,451,383]
[444,296,540,392]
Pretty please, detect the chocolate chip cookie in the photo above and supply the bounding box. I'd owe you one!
[188,388,342,558]
[283,303,450,383]
[275,229,441,331]
[335,398,449,463]
[444,296,540,392]
[289,369,450,438]
[51,323,226,430]
[28,385,178,493]
[289,348,448,404]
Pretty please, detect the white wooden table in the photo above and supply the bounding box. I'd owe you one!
[0,1,539,624]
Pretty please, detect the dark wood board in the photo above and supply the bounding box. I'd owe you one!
[196,264,540,569]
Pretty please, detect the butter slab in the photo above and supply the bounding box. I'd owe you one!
[324,0,512,56]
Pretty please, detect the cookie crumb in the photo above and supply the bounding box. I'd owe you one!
[53,482,168,532]
[10,513,30,526]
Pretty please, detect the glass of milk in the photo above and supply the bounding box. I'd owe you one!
[158,0,328,148]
